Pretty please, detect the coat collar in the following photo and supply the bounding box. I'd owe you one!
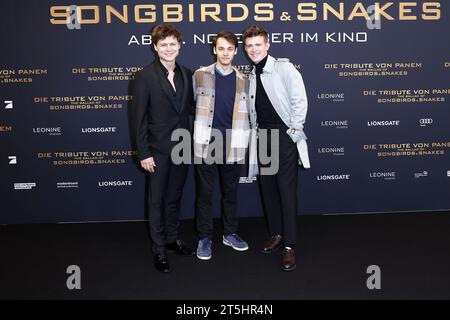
[251,55,275,75]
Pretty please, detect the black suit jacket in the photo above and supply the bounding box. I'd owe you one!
[131,60,194,160]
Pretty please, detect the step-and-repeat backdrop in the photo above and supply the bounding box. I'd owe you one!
[1,0,449,224]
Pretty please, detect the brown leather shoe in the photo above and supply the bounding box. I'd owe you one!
[261,235,283,254]
[281,247,296,271]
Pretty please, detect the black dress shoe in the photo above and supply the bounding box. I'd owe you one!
[166,240,195,256]
[154,254,170,273]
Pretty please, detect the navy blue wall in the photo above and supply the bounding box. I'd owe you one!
[1,0,449,224]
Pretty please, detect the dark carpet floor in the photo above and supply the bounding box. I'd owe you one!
[1,211,450,300]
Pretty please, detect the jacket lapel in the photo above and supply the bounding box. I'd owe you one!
[178,65,189,113]
[155,62,179,113]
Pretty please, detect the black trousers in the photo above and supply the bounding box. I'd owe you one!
[195,160,244,239]
[258,128,299,247]
[147,152,189,254]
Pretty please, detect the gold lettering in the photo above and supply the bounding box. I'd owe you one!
[135,5,156,23]
[77,6,99,24]
[106,5,128,23]
[189,4,194,22]
[422,2,441,20]
[323,3,344,20]
[399,2,417,20]
[375,3,395,20]
[297,3,317,21]
[201,4,221,22]
[255,3,273,21]
[163,4,182,22]
[348,3,370,20]
[227,4,248,22]
[50,6,70,24]
[0,126,12,132]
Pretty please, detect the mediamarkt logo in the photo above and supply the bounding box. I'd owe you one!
[367,120,400,127]
[82,127,117,133]
[98,180,133,187]
[14,182,36,190]
[317,174,350,181]
[57,182,79,189]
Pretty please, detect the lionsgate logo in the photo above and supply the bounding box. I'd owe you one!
[57,182,79,189]
[320,120,349,129]
[369,171,396,180]
[317,174,350,181]
[367,120,400,127]
[414,171,428,178]
[82,127,117,133]
[33,127,62,136]
[318,147,345,156]
[419,118,433,127]
[98,180,133,187]
[14,182,36,190]
[317,92,345,102]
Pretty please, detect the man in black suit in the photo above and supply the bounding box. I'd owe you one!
[131,24,195,273]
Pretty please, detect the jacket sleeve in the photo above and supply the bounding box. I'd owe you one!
[283,63,308,142]
[130,71,153,161]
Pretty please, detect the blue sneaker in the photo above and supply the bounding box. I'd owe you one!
[223,233,249,251]
[196,237,212,260]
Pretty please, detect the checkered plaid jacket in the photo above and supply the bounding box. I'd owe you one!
[193,64,250,162]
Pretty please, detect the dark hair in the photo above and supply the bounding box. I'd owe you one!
[242,25,269,43]
[212,31,238,48]
[151,24,182,45]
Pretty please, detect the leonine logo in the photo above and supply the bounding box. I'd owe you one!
[317,93,345,102]
[318,147,345,156]
[369,171,396,180]
[320,120,349,129]
[33,127,62,136]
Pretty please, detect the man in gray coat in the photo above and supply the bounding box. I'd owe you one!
[243,25,310,272]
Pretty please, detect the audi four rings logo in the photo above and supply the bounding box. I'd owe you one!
[419,118,433,126]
